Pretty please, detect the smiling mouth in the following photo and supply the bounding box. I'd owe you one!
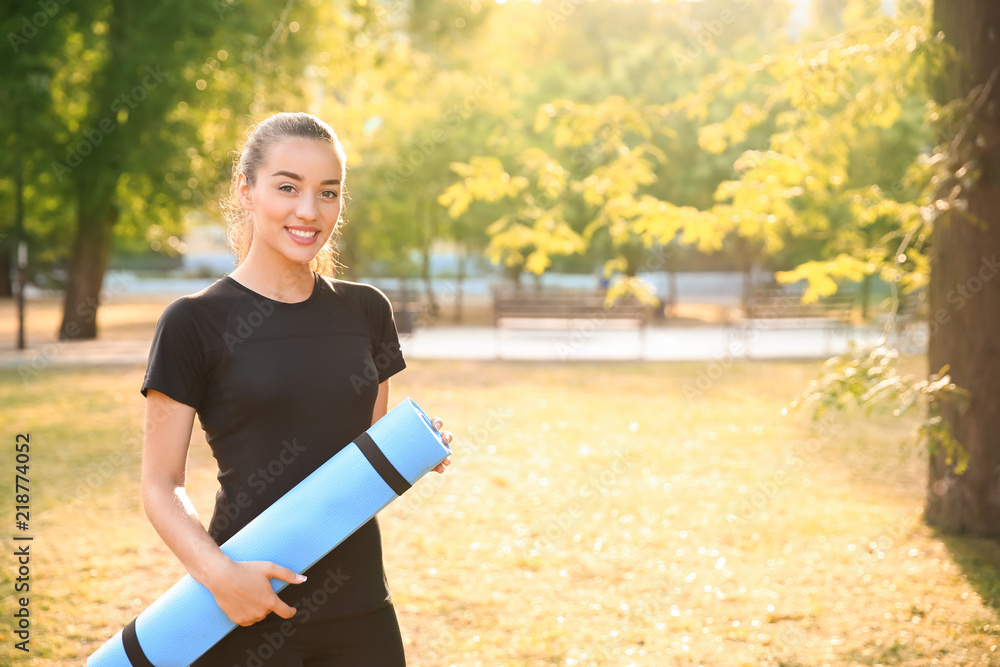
[286,228,319,239]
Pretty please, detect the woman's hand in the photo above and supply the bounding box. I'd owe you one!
[204,558,307,626]
[431,416,453,474]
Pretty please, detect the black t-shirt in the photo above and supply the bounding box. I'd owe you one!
[140,271,406,624]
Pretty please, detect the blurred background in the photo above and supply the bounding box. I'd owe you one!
[3,0,1000,664]
[1,0,934,332]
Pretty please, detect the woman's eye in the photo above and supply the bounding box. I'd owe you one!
[322,190,339,199]
[278,184,295,193]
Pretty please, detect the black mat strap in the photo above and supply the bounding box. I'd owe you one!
[353,432,411,496]
[123,617,156,667]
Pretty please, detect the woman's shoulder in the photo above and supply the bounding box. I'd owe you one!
[320,275,392,309]
[156,277,244,326]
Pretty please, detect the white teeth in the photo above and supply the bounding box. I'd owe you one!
[287,228,318,238]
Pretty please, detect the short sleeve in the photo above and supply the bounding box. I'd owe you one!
[368,287,407,384]
[140,298,208,409]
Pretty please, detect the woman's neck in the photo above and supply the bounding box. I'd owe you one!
[228,253,315,303]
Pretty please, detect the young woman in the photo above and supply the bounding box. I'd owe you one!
[140,111,451,666]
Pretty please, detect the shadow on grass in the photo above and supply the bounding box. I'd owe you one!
[937,530,1000,614]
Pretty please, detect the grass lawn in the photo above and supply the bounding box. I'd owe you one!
[1,359,999,666]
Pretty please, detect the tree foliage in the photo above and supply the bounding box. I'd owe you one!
[0,0,974,354]
[433,0,984,483]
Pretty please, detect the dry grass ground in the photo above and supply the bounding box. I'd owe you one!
[1,359,999,666]
[0,297,175,345]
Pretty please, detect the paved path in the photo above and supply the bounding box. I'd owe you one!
[404,323,920,360]
[0,323,924,371]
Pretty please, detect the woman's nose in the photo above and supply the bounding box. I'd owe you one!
[296,196,318,221]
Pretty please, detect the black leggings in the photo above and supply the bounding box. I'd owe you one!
[191,604,406,667]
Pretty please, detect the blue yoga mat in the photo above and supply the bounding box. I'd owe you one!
[88,397,450,667]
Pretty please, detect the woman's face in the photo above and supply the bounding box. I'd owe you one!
[238,137,344,268]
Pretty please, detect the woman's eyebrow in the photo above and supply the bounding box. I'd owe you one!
[271,170,341,185]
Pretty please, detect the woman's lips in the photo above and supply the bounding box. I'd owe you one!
[285,227,320,245]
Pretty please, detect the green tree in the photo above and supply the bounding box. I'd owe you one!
[53,0,217,339]
[3,0,350,340]
[434,0,1000,534]
[439,0,796,298]
[319,0,500,316]
[923,0,1000,535]
[678,0,1000,536]
[1,1,96,298]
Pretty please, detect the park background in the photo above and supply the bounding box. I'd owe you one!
[3,0,1000,664]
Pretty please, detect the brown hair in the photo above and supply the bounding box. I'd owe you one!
[223,112,348,277]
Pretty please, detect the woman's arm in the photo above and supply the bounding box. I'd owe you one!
[372,381,452,473]
[141,389,305,626]
[372,380,391,425]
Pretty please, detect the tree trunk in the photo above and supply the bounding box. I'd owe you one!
[737,236,756,313]
[859,272,871,321]
[503,262,523,288]
[419,203,438,319]
[58,203,117,340]
[663,245,677,320]
[453,244,466,324]
[925,0,1000,537]
[813,0,844,30]
[0,252,12,298]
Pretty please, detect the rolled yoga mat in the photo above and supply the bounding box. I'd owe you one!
[88,397,450,667]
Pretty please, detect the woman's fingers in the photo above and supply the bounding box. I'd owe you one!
[434,456,452,474]
[431,416,454,464]
[264,562,306,619]
[268,599,298,621]
[267,562,308,586]
[430,417,453,474]
[430,417,452,442]
[211,560,305,625]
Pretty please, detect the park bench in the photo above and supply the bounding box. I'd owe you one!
[728,286,855,357]
[491,287,649,359]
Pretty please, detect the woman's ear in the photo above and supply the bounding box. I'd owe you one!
[236,173,253,211]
